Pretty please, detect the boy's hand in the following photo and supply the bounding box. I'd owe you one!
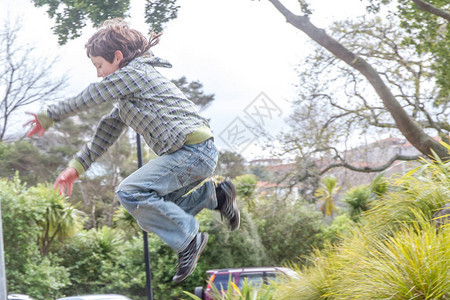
[54,167,79,196]
[24,112,46,138]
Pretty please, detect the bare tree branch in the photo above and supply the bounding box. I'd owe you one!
[318,154,420,175]
[268,0,448,159]
[0,19,66,141]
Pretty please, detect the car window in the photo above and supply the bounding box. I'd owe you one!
[211,274,235,291]
[265,272,281,284]
[238,272,264,289]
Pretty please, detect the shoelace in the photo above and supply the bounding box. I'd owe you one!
[178,238,197,268]
[220,183,235,221]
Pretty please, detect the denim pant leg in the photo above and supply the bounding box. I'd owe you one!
[167,178,218,216]
[116,139,218,252]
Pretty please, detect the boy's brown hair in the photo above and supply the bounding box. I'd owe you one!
[86,19,161,68]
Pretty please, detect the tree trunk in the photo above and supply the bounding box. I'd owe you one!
[268,0,449,160]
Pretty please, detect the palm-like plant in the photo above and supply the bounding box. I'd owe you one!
[32,184,85,257]
[342,185,371,221]
[94,226,122,258]
[113,206,141,238]
[315,175,340,217]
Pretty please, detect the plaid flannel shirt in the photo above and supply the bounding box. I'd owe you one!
[38,56,210,175]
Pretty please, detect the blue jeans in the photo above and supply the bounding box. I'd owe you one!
[116,138,218,252]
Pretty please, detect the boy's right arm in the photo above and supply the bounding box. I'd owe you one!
[24,112,47,137]
[44,68,142,123]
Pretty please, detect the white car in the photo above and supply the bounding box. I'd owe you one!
[56,295,131,300]
[8,295,35,300]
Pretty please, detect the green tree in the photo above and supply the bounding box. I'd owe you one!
[31,0,130,45]
[342,185,372,221]
[57,226,126,296]
[316,213,355,246]
[342,175,390,221]
[315,175,340,217]
[254,196,324,265]
[172,76,215,111]
[367,0,450,98]
[234,174,258,199]
[278,14,448,190]
[234,174,258,210]
[215,151,247,179]
[0,140,64,186]
[268,0,448,161]
[0,177,69,299]
[30,0,180,45]
[34,186,85,257]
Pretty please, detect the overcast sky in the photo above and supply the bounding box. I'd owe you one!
[1,0,367,160]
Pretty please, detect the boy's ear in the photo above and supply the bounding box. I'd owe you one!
[114,50,124,64]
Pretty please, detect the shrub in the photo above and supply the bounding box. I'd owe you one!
[0,176,70,299]
[274,151,450,299]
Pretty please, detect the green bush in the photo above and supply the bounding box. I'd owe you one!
[315,214,355,246]
[0,176,70,299]
[254,199,323,265]
[342,185,372,221]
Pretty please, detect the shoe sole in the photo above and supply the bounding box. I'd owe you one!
[173,233,209,283]
[224,178,240,231]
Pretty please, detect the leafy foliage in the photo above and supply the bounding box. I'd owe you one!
[342,185,372,221]
[274,153,450,299]
[315,175,339,217]
[30,0,182,45]
[254,197,324,265]
[171,76,215,111]
[0,140,64,186]
[145,0,180,34]
[315,214,355,246]
[31,0,130,45]
[32,185,85,257]
[340,220,450,299]
[367,0,450,98]
[0,177,70,299]
[234,174,258,209]
[215,151,247,179]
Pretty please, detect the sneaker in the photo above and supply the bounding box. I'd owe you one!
[172,232,209,283]
[217,178,240,231]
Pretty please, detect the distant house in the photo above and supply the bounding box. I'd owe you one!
[248,158,283,167]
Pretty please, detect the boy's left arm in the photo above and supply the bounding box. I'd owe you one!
[53,106,125,196]
[69,106,126,176]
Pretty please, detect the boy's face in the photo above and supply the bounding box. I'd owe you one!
[90,51,123,78]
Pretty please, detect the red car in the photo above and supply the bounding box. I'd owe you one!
[194,267,297,300]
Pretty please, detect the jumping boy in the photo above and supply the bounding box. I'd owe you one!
[25,20,240,283]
